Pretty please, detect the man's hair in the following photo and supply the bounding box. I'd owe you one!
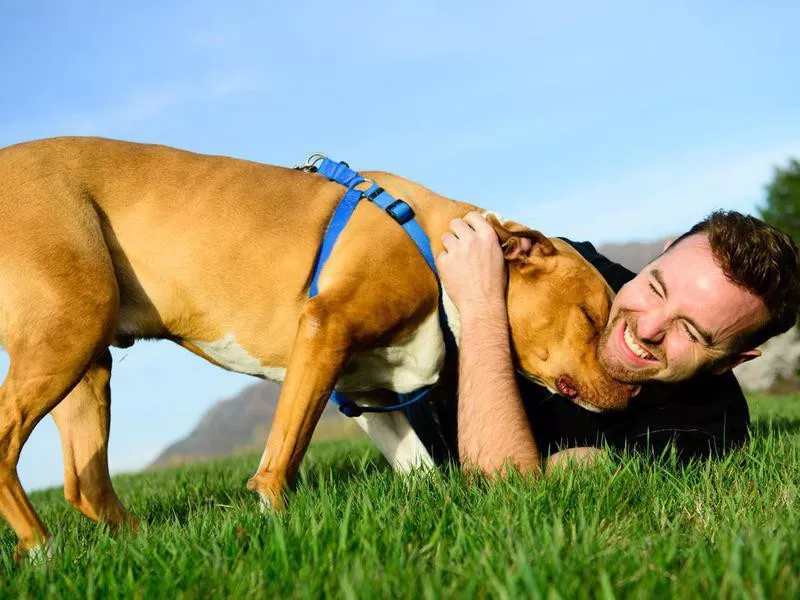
[668,210,800,351]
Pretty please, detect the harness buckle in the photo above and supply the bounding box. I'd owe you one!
[385,199,415,225]
[338,403,363,418]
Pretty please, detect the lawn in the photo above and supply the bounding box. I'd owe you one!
[1,394,798,599]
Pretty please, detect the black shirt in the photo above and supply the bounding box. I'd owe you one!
[403,239,751,465]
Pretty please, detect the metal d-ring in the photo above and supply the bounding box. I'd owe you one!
[295,152,328,172]
[353,177,375,191]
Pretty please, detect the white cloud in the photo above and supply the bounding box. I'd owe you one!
[519,140,800,243]
[54,71,268,136]
[61,83,190,135]
[206,70,268,98]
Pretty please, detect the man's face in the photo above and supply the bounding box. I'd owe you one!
[598,234,769,383]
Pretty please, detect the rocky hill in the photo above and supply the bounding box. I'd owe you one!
[596,238,668,273]
[149,237,798,468]
[149,381,361,469]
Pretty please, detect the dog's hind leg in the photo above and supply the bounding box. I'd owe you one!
[0,314,115,559]
[0,227,119,558]
[50,349,137,530]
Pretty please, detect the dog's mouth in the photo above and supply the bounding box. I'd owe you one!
[521,370,583,401]
[556,375,579,399]
[555,375,605,413]
[555,375,640,413]
[521,370,615,414]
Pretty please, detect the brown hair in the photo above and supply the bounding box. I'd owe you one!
[669,210,800,350]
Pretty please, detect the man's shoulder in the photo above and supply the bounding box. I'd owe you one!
[628,369,749,422]
[616,369,751,457]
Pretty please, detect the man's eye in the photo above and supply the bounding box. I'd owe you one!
[648,282,662,297]
[683,324,699,343]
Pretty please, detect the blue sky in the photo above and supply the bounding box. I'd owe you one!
[1,1,799,490]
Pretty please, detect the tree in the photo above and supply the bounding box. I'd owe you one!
[759,158,800,244]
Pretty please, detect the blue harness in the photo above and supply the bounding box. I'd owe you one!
[302,155,456,418]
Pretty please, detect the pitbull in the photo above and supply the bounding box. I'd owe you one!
[0,137,632,557]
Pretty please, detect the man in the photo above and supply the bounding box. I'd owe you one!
[405,210,800,474]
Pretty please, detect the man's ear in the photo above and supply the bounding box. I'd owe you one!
[711,348,762,375]
[483,213,556,262]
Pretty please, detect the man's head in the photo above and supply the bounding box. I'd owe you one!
[599,211,800,384]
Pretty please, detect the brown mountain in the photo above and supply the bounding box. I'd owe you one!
[596,238,669,273]
[148,239,670,469]
[149,380,361,469]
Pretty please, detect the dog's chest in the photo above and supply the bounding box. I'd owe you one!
[336,297,458,393]
[190,292,460,393]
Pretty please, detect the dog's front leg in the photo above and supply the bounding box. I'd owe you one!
[247,298,352,510]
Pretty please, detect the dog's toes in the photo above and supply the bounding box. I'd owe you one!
[107,511,140,534]
[257,495,276,515]
[126,513,141,532]
[246,474,286,513]
[15,536,55,566]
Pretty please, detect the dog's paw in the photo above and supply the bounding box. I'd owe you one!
[246,474,286,514]
[16,536,55,565]
[257,494,276,515]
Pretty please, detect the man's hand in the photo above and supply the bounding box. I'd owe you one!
[436,212,507,322]
[544,448,609,475]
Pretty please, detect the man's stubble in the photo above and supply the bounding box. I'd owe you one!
[598,309,666,384]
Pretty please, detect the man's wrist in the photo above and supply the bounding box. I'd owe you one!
[460,300,508,329]
[459,305,510,349]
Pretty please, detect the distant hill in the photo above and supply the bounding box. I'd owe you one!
[149,380,362,469]
[596,238,669,273]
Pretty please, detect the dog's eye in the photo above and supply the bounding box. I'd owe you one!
[580,306,600,331]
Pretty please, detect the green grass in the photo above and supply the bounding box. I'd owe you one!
[1,395,799,599]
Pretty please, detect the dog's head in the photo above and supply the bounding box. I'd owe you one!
[485,214,637,412]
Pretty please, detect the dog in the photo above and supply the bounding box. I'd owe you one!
[0,137,634,557]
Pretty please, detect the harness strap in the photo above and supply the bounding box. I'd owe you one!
[363,186,458,365]
[316,159,364,189]
[363,185,438,273]
[307,158,455,418]
[308,187,363,298]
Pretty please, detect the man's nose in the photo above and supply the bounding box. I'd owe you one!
[635,311,668,343]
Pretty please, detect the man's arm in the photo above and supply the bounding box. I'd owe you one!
[457,301,542,474]
[436,212,541,475]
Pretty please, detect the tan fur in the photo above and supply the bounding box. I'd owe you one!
[0,137,631,556]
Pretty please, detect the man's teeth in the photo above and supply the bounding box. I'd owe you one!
[623,323,654,360]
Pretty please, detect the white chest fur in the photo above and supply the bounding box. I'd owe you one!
[193,333,287,382]
[189,291,460,392]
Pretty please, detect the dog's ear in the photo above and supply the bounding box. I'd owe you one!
[484,213,556,262]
